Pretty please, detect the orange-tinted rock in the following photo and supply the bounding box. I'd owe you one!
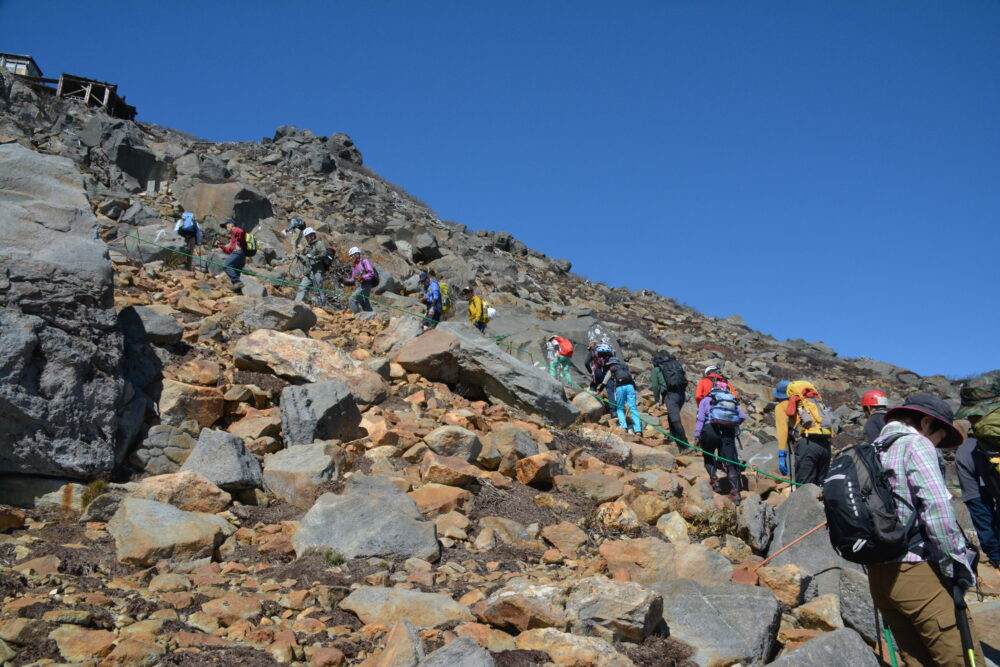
[130,470,232,513]
[419,452,481,486]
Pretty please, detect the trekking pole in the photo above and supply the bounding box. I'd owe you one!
[732,520,827,585]
[953,584,978,667]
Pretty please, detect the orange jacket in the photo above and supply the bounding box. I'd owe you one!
[549,336,573,357]
[695,373,736,405]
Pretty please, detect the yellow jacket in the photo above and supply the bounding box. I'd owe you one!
[774,400,790,452]
[467,295,487,324]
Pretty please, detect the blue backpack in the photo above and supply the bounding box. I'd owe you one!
[178,213,197,238]
[708,388,741,425]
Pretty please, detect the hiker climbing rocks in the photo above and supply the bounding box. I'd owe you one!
[173,212,203,270]
[463,285,488,333]
[955,375,1000,572]
[584,340,614,391]
[784,380,840,484]
[861,390,889,443]
[694,382,747,504]
[340,247,376,313]
[294,227,327,306]
[431,270,453,321]
[546,335,574,383]
[282,216,307,252]
[650,352,689,451]
[598,357,643,435]
[868,393,983,667]
[418,271,442,329]
[216,218,246,293]
[694,365,737,406]
[772,380,792,476]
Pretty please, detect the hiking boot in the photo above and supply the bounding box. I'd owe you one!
[709,479,722,494]
[728,490,741,506]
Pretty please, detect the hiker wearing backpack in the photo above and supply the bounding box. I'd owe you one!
[216,219,246,293]
[282,217,307,252]
[546,336,574,384]
[430,270,452,321]
[862,394,982,667]
[694,385,747,504]
[955,376,1000,573]
[339,247,376,313]
[650,353,689,450]
[462,285,488,333]
[173,212,203,270]
[784,380,840,485]
[694,366,737,406]
[584,341,614,392]
[418,271,442,329]
[598,357,643,435]
[772,381,793,476]
[294,228,327,306]
[861,390,890,444]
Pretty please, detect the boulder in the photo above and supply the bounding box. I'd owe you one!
[565,576,663,643]
[280,380,362,445]
[768,628,878,666]
[221,296,317,332]
[514,628,633,667]
[423,426,483,462]
[648,579,780,667]
[130,471,232,513]
[263,442,340,508]
[419,636,495,667]
[554,474,624,503]
[394,324,579,427]
[180,181,273,229]
[129,425,196,474]
[766,484,859,577]
[599,538,733,586]
[364,619,423,666]
[0,144,124,480]
[482,582,568,631]
[572,391,605,422]
[118,305,183,345]
[737,492,775,552]
[107,498,235,565]
[158,379,224,428]
[339,586,472,629]
[179,429,263,491]
[293,475,439,561]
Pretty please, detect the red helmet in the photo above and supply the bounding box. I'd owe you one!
[861,390,888,408]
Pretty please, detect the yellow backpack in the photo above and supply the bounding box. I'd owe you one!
[786,381,840,437]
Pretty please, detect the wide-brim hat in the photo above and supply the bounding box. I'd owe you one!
[956,400,1000,421]
[885,393,964,448]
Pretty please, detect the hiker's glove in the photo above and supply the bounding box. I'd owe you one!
[778,451,789,476]
[953,561,976,591]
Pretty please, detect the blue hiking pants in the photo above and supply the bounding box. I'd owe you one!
[615,383,642,434]
[223,249,245,284]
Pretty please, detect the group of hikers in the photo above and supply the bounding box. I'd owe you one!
[172,213,494,332]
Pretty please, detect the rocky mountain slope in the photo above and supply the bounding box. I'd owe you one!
[0,67,993,666]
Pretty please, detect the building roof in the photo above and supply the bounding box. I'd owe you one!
[0,52,43,77]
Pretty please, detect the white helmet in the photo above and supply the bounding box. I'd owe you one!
[303,227,316,237]
[704,365,719,376]
[348,246,361,256]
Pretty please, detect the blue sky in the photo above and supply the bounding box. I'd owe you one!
[2,1,997,378]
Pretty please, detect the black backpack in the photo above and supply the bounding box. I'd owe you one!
[653,354,686,389]
[322,246,337,270]
[822,434,919,564]
[612,364,634,386]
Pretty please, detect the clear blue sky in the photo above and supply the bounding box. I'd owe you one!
[3,1,997,378]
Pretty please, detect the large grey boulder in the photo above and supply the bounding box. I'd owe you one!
[737,493,775,553]
[766,484,858,577]
[768,628,878,666]
[648,579,780,667]
[179,429,263,491]
[420,637,495,667]
[394,323,579,427]
[80,114,159,190]
[221,296,317,332]
[118,305,183,345]
[565,576,663,643]
[262,442,340,508]
[423,426,483,462]
[293,475,439,562]
[107,497,235,566]
[0,143,124,479]
[129,425,197,474]
[180,181,273,229]
[280,380,362,445]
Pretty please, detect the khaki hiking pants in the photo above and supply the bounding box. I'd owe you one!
[868,561,984,667]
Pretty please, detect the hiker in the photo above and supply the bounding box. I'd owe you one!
[868,393,983,667]
[418,271,442,329]
[694,382,747,504]
[772,381,793,476]
[546,335,574,383]
[339,247,376,313]
[584,341,614,392]
[430,270,452,321]
[216,219,246,293]
[955,376,1000,573]
[173,212,203,270]
[463,285,488,333]
[294,227,326,306]
[694,365,737,406]
[598,357,643,435]
[282,216,307,252]
[650,352,689,450]
[784,380,840,485]
[861,390,890,443]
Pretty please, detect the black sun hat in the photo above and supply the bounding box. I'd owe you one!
[885,393,965,448]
